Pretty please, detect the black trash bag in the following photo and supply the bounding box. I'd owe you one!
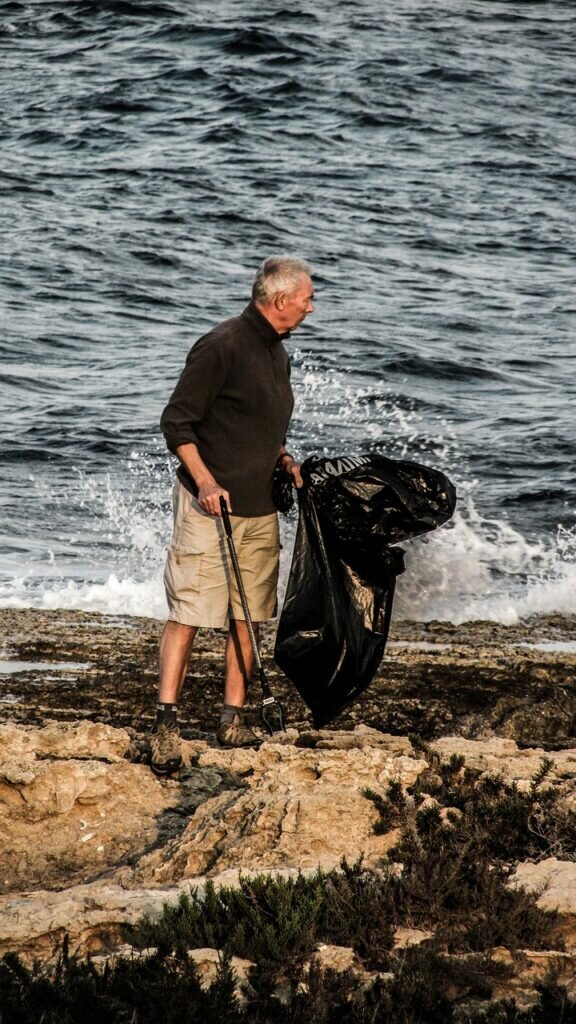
[274,453,457,728]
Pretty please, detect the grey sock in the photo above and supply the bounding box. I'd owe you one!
[156,702,178,728]
[220,703,242,725]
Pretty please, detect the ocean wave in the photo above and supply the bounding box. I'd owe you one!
[379,353,500,383]
[2,0,574,627]
[221,28,309,57]
[2,511,574,628]
[1,441,575,626]
[394,515,576,625]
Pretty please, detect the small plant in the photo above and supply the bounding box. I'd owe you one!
[363,750,574,954]
[368,746,576,863]
[133,865,396,975]
[363,777,409,834]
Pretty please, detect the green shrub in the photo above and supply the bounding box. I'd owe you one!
[133,865,395,974]
[363,748,569,953]
[2,748,574,1023]
[405,742,576,863]
[0,946,242,1024]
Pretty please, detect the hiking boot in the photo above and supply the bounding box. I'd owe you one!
[150,723,182,777]
[216,713,261,749]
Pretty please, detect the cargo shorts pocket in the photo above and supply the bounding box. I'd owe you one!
[164,543,203,602]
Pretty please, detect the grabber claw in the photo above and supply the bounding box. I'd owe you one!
[261,692,286,736]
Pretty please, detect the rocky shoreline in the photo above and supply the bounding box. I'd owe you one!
[0,608,575,1019]
[1,608,575,746]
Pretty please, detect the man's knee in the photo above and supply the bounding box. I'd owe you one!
[162,620,198,642]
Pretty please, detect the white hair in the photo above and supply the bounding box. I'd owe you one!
[252,255,311,304]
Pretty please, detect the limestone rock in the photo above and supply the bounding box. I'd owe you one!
[394,927,434,948]
[89,943,158,971]
[0,880,195,963]
[127,738,426,885]
[1,717,575,972]
[0,757,175,893]
[305,945,394,993]
[311,944,356,973]
[187,948,255,992]
[491,947,576,1007]
[0,725,246,894]
[432,736,576,784]
[0,721,133,762]
[512,859,576,950]
[0,868,315,965]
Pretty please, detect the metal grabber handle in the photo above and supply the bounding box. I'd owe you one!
[219,497,286,733]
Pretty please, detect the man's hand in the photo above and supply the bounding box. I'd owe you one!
[198,480,231,516]
[286,459,303,489]
[175,444,231,516]
[278,453,303,489]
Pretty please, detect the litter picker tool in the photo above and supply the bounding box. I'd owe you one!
[220,497,286,734]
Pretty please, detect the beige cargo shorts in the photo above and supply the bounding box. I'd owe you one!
[163,478,280,628]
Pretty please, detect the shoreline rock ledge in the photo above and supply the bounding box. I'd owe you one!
[1,608,576,747]
[0,719,575,968]
[1,607,575,1014]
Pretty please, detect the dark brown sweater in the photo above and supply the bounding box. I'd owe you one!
[160,302,294,517]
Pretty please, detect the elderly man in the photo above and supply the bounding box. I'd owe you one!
[151,256,314,776]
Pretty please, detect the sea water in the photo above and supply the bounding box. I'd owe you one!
[1,0,575,625]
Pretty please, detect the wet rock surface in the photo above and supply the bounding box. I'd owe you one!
[1,609,575,747]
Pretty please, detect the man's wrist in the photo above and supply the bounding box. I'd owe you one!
[196,474,218,491]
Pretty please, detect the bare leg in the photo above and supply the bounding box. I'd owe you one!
[225,619,259,707]
[158,621,197,704]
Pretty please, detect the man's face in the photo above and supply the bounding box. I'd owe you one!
[281,275,315,331]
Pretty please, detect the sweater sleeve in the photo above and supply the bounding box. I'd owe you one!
[160,333,228,454]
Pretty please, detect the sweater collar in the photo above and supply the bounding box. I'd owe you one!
[241,301,289,344]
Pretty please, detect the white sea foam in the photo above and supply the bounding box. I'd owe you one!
[394,513,576,625]
[1,498,574,626]
[1,388,574,626]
